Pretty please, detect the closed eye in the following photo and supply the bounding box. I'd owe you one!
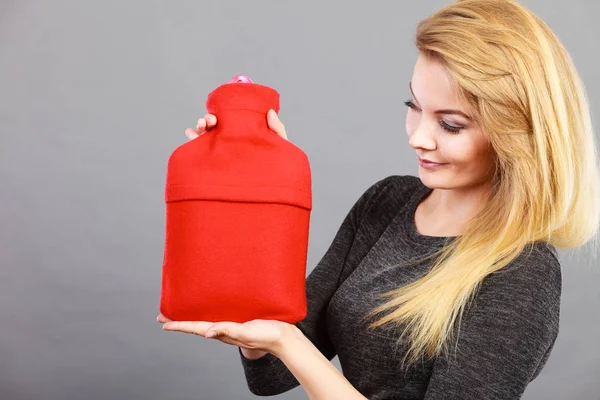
[404,100,464,134]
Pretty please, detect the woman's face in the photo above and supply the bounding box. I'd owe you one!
[406,53,495,190]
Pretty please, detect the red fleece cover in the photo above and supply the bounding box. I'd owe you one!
[159,82,312,323]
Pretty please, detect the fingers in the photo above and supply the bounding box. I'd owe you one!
[185,114,217,141]
[196,114,217,133]
[157,313,172,323]
[186,111,285,141]
[204,114,217,129]
[203,322,248,346]
[162,320,241,342]
[267,109,288,141]
[160,320,263,350]
[185,127,199,140]
[162,321,215,336]
[204,322,232,338]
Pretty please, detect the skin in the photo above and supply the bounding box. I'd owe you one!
[407,53,496,237]
[159,58,498,397]
[185,109,287,141]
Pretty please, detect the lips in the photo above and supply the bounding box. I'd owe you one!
[418,157,446,169]
[420,157,443,164]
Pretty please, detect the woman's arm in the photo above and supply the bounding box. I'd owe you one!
[276,325,368,400]
[240,348,267,359]
[238,176,395,396]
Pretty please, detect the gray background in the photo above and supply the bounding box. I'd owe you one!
[1,1,598,399]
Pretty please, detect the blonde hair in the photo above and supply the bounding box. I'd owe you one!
[364,0,600,369]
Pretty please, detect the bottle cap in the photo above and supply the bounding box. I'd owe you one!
[227,74,253,84]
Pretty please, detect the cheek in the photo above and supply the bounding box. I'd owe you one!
[443,135,492,171]
[441,136,477,164]
[406,111,418,136]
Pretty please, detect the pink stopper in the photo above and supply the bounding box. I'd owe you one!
[227,74,254,84]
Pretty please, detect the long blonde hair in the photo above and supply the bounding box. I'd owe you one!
[364,0,600,369]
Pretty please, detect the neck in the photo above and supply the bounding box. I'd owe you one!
[212,109,271,137]
[426,181,493,229]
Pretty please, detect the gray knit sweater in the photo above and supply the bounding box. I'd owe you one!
[238,175,562,399]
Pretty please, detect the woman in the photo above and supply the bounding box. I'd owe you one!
[158,0,600,398]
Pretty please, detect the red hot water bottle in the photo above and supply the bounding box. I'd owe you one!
[159,77,312,323]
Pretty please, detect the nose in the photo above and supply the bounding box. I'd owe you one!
[408,120,437,151]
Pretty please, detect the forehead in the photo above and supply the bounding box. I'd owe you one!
[410,54,463,109]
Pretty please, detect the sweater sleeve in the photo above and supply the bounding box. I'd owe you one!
[238,176,394,396]
[423,247,562,400]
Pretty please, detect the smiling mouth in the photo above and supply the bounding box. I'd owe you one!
[418,157,447,168]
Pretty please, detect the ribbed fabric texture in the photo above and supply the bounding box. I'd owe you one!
[238,174,561,399]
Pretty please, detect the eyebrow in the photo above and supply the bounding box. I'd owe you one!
[409,81,471,120]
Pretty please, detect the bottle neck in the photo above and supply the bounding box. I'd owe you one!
[211,109,271,138]
[205,82,280,139]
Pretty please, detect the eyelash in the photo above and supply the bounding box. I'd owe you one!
[403,100,463,134]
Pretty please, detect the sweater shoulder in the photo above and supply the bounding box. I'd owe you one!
[382,174,423,199]
[497,242,562,289]
[475,242,562,331]
[352,174,422,233]
[364,174,423,209]
[367,174,423,213]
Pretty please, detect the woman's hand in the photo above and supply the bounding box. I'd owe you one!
[157,313,298,359]
[185,109,288,141]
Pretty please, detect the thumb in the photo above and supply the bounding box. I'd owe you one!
[205,322,239,339]
[267,109,288,140]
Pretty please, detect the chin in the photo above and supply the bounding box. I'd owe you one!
[418,169,453,189]
[419,168,448,182]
